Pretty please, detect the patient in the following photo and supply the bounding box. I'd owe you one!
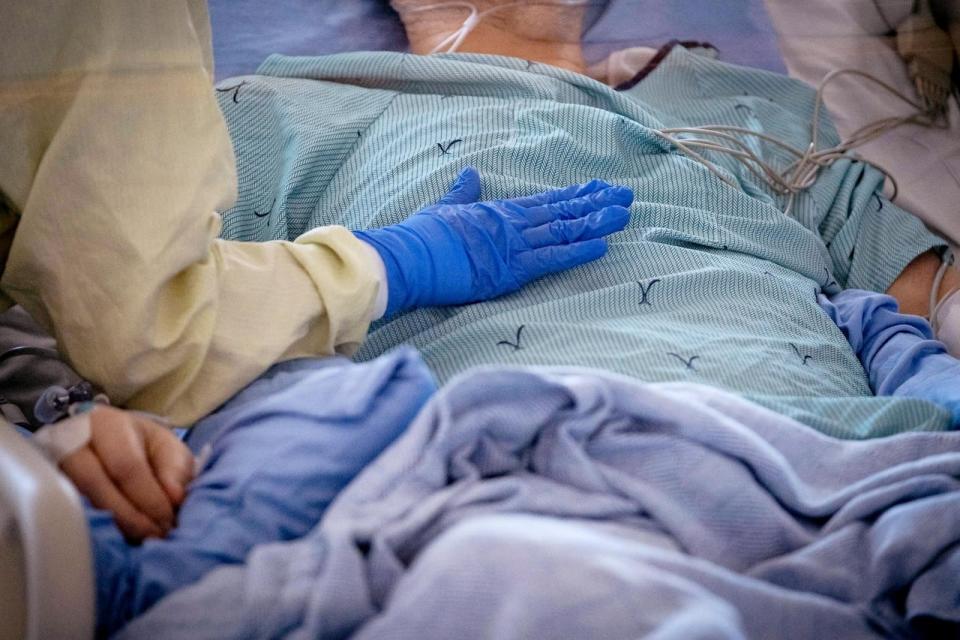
[388,0,959,321]
[61,0,960,635]
[217,0,960,413]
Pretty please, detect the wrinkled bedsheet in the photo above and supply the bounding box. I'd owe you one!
[90,350,437,636]
[120,363,960,639]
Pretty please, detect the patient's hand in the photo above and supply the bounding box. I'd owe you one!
[59,406,194,542]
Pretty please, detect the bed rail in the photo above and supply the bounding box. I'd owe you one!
[0,420,93,640]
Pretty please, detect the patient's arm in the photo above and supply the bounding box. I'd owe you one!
[34,406,194,541]
[90,351,435,637]
[1,0,385,425]
[885,249,959,316]
[819,289,960,425]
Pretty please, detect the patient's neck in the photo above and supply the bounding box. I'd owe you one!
[393,0,588,74]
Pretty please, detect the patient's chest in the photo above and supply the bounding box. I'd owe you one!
[318,95,864,399]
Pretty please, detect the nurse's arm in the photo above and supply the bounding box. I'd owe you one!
[0,0,382,425]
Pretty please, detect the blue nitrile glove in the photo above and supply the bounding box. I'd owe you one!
[355,167,633,317]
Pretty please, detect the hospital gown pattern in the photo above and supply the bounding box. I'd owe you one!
[215,48,951,438]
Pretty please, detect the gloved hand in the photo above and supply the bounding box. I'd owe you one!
[355,167,633,317]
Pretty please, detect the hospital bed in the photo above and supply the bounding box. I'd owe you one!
[1,0,958,637]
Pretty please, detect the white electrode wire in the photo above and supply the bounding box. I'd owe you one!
[930,249,955,329]
[663,126,807,160]
[783,69,939,192]
[447,9,481,53]
[654,67,944,209]
[658,128,802,191]
[402,1,591,54]
[400,4,942,209]
[404,1,479,54]
[668,127,792,156]
[788,113,930,174]
[670,139,792,189]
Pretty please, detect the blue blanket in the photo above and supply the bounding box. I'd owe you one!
[120,362,960,639]
[90,350,437,636]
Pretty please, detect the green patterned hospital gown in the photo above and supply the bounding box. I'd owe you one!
[215,47,950,438]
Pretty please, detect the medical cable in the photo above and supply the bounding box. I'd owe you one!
[930,247,955,329]
[0,345,61,365]
[403,2,943,212]
[401,1,592,54]
[654,67,947,213]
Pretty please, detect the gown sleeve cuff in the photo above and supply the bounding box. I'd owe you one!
[354,237,388,321]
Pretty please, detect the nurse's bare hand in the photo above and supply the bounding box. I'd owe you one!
[59,406,194,542]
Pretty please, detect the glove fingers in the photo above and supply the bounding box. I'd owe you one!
[523,185,633,226]
[522,205,630,249]
[519,238,608,281]
[435,166,482,205]
[505,179,612,209]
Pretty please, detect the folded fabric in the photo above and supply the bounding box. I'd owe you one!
[90,347,436,637]
[121,365,960,639]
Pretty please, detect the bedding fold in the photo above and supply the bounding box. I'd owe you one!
[120,362,960,639]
